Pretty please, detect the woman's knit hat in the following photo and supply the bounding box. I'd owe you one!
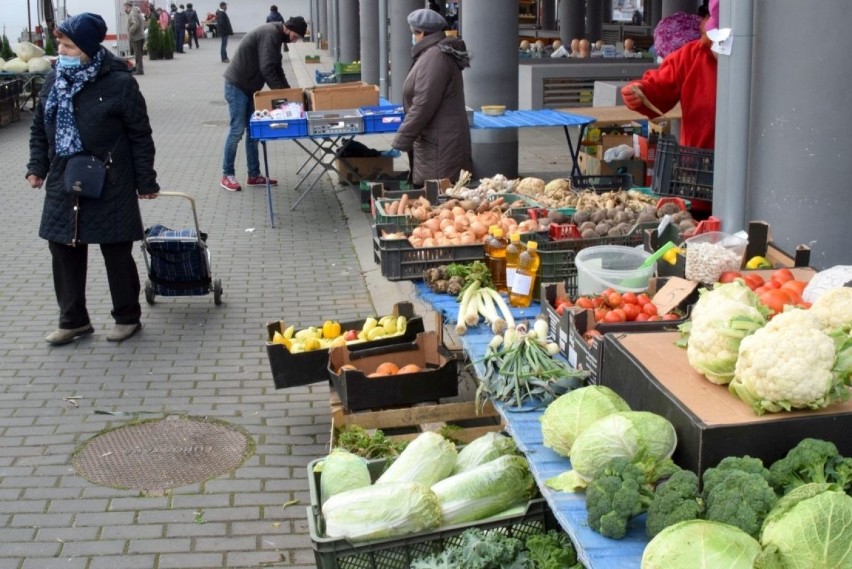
[58,13,107,58]
[407,8,447,33]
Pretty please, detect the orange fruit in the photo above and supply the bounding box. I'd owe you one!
[374,362,399,376]
[397,364,422,375]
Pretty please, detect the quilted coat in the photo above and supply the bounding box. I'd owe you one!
[392,32,472,186]
[26,52,159,245]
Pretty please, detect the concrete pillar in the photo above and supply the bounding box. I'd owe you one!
[360,0,379,85]
[326,0,336,58]
[463,0,518,178]
[338,0,360,63]
[540,0,557,30]
[317,0,327,47]
[559,0,585,46]
[602,0,613,24]
[585,0,602,44]
[661,0,698,18]
[745,0,851,268]
[388,0,422,104]
[650,0,663,27]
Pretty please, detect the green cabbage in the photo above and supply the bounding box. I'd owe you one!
[322,481,442,542]
[452,432,518,474]
[641,519,761,569]
[317,449,371,505]
[569,411,677,483]
[540,385,631,457]
[375,431,457,487]
[431,454,536,526]
[756,484,852,569]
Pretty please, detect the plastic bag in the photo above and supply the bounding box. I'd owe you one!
[12,41,45,62]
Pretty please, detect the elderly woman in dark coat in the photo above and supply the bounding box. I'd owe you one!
[392,9,472,186]
[25,13,160,346]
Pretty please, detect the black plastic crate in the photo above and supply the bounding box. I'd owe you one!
[372,224,484,281]
[308,457,551,569]
[651,136,714,201]
[571,174,633,191]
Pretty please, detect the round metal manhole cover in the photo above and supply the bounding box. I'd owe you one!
[73,416,254,491]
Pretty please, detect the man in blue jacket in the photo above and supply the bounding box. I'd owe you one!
[219,16,307,192]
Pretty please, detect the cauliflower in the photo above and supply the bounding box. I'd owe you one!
[515,177,545,196]
[809,287,852,333]
[685,282,768,385]
[729,309,847,415]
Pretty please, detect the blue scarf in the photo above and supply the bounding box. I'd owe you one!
[44,48,106,157]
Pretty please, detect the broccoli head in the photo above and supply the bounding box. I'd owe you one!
[645,469,703,538]
[768,437,840,495]
[702,469,778,539]
[586,457,654,539]
[825,454,852,493]
[702,455,771,494]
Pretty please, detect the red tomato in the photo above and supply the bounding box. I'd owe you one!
[622,303,641,321]
[594,308,609,322]
[604,309,626,323]
[742,273,765,290]
[634,313,650,322]
[661,313,681,321]
[591,296,604,308]
[621,292,638,305]
[607,292,623,308]
[555,303,567,316]
[602,288,616,297]
[642,303,658,317]
[771,268,795,284]
[718,271,743,283]
[583,329,602,346]
[647,315,661,321]
[575,297,594,310]
[760,289,795,315]
[636,293,652,306]
[780,280,807,297]
[763,280,780,289]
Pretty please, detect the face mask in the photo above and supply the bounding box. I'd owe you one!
[411,34,416,46]
[57,54,82,67]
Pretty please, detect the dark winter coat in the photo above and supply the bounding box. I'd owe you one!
[392,32,472,186]
[216,9,234,37]
[26,52,159,245]
[173,10,188,30]
[266,10,284,23]
[223,23,291,95]
[185,8,200,30]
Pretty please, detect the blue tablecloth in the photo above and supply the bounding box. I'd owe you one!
[471,109,595,130]
[414,282,647,569]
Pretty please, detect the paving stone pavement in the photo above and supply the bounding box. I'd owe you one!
[0,37,571,569]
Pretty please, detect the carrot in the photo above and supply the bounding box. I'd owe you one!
[398,193,409,215]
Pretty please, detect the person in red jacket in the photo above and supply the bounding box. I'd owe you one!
[621,0,719,150]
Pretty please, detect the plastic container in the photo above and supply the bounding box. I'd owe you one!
[485,227,508,292]
[684,231,747,285]
[575,245,655,295]
[505,232,523,292]
[509,240,540,307]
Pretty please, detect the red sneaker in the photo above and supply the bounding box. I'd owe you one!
[246,175,278,187]
[220,175,242,192]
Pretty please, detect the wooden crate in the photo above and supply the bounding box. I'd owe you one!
[330,389,503,445]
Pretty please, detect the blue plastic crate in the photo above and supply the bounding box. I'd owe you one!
[249,118,308,140]
[360,105,405,134]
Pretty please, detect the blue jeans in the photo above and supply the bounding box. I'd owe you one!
[220,35,229,61]
[222,81,259,177]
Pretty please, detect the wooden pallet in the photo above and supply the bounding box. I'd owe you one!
[330,389,503,445]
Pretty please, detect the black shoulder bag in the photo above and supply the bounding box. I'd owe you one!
[63,142,119,199]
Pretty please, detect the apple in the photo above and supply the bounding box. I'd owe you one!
[343,329,358,342]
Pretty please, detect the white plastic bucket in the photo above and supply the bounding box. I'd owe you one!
[575,245,655,295]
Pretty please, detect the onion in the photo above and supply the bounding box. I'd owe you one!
[442,225,458,239]
[451,206,466,218]
[438,209,454,221]
[459,233,475,245]
[423,218,440,234]
[410,237,424,248]
[423,237,435,247]
[439,218,454,231]
[470,221,488,238]
[454,216,470,231]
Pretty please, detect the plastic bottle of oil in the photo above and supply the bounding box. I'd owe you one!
[504,232,523,292]
[509,240,540,308]
[485,227,508,292]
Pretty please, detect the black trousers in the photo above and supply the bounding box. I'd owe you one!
[48,241,141,329]
[187,26,199,48]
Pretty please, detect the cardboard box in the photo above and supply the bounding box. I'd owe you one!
[327,331,458,411]
[307,83,380,111]
[264,302,424,389]
[599,332,852,475]
[253,88,305,112]
[592,80,628,107]
[579,151,645,184]
[336,156,394,184]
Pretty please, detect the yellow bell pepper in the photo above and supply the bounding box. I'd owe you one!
[322,320,341,339]
[303,337,322,352]
[662,246,683,265]
[745,256,772,270]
